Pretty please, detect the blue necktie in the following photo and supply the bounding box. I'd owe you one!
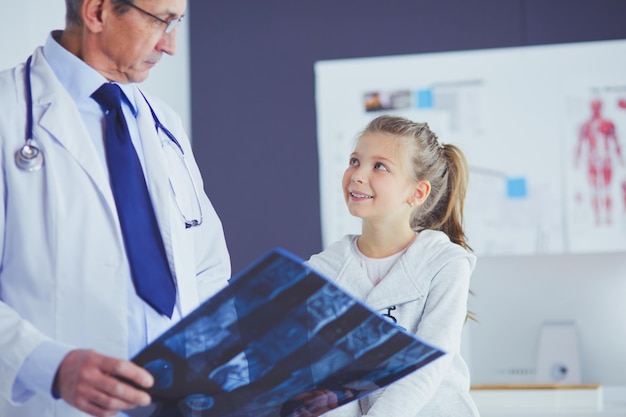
[92,83,176,318]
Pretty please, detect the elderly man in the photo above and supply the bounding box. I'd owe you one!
[0,1,231,416]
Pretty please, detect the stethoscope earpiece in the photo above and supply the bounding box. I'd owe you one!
[15,139,44,172]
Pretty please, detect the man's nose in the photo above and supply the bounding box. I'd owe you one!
[158,28,178,56]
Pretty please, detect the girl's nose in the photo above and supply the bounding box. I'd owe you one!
[352,173,365,184]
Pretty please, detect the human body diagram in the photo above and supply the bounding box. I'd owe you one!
[574,99,625,226]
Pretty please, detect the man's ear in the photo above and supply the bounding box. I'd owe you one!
[82,0,106,33]
[412,180,431,205]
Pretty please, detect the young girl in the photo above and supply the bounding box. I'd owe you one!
[307,115,479,416]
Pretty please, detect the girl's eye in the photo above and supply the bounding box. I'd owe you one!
[374,162,388,171]
[349,157,359,166]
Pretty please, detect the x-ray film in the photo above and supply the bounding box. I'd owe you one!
[129,248,444,417]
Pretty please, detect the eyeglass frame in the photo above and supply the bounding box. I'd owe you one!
[160,129,203,229]
[117,0,185,34]
[140,91,203,229]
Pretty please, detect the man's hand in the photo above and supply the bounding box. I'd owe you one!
[54,349,154,417]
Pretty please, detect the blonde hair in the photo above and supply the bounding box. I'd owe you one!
[361,115,471,251]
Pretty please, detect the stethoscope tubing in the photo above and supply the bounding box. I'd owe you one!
[18,54,202,227]
[139,90,185,155]
[15,55,45,172]
[17,55,184,169]
[25,55,34,142]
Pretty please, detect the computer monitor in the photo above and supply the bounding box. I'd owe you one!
[467,251,626,386]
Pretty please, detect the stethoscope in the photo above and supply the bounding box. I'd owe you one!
[17,55,203,228]
[16,55,187,171]
[15,55,44,172]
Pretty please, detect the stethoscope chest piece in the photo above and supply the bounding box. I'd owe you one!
[18,55,44,172]
[15,139,44,172]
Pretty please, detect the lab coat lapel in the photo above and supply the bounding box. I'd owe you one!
[132,88,175,269]
[131,89,203,317]
[31,50,116,213]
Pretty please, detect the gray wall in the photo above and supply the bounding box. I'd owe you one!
[190,0,626,273]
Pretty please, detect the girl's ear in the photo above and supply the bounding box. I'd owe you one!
[412,180,431,206]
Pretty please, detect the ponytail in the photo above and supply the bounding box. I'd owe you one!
[431,143,471,250]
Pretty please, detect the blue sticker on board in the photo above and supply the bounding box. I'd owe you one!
[415,89,433,109]
[506,177,527,198]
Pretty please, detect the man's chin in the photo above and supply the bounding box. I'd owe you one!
[129,70,151,84]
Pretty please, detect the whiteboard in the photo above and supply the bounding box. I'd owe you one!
[315,39,626,256]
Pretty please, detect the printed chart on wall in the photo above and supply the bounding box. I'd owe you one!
[315,39,626,256]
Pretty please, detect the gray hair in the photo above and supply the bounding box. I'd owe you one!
[65,0,133,28]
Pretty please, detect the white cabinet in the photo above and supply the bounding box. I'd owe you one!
[478,410,626,417]
[471,386,626,417]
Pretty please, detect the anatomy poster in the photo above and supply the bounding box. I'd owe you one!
[564,79,626,252]
[314,39,626,255]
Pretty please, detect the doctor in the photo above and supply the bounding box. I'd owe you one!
[0,0,231,416]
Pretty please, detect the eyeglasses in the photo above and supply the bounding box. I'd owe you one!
[158,123,204,229]
[139,90,202,229]
[118,0,184,34]
[160,126,203,229]
[161,130,203,228]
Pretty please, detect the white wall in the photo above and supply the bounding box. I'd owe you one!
[1,0,191,133]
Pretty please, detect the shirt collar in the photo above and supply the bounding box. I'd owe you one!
[43,30,138,116]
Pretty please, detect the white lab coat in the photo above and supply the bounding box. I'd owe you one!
[0,47,231,416]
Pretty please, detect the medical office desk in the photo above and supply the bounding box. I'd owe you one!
[471,385,626,417]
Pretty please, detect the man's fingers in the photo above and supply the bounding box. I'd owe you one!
[66,383,120,417]
[55,349,153,416]
[89,356,153,408]
[106,357,154,390]
[97,373,152,408]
